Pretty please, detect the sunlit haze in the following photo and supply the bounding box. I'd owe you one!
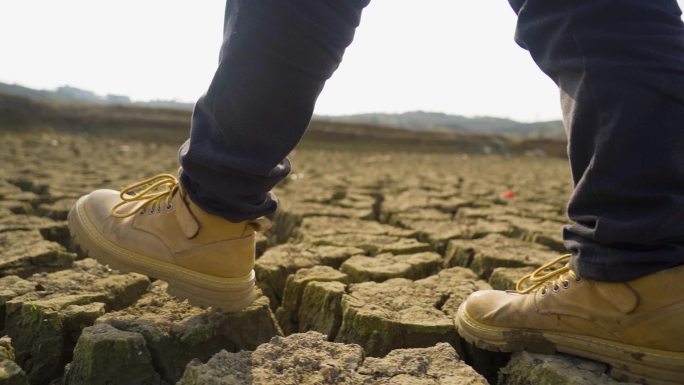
[2,1,683,122]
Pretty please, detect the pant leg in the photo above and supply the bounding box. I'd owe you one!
[179,0,369,222]
[509,0,684,281]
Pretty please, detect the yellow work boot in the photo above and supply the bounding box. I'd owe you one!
[456,255,684,385]
[67,173,270,311]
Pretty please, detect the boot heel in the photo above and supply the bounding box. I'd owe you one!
[165,275,257,312]
[610,366,684,385]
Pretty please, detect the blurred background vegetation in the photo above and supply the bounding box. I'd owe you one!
[0,82,567,157]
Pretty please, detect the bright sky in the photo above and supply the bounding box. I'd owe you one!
[1,1,683,122]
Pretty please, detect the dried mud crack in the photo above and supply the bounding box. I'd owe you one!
[0,133,634,385]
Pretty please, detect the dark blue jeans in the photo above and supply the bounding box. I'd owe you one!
[180,0,684,282]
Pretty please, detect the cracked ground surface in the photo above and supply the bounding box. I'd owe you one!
[0,133,636,385]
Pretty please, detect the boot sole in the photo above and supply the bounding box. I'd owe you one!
[456,303,684,385]
[67,196,256,312]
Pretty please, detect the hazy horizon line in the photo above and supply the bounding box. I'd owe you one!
[0,79,563,124]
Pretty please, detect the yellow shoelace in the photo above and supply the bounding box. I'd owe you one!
[515,254,580,295]
[110,173,180,218]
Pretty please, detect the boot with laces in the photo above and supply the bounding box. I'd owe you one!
[68,174,271,311]
[456,255,684,385]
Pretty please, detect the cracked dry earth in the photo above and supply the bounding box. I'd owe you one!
[0,133,637,385]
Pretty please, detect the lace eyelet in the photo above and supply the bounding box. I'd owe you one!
[540,287,547,296]
[553,284,561,293]
[562,280,570,289]
[575,276,582,283]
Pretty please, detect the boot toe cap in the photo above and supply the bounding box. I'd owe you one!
[80,189,124,228]
[462,289,527,327]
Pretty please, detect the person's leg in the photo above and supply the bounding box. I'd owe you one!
[456,2,684,383]
[511,0,684,281]
[69,0,369,310]
[180,0,369,223]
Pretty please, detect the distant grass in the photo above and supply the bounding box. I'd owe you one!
[0,92,567,157]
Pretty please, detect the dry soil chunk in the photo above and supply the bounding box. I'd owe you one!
[100,282,280,384]
[358,343,487,385]
[267,208,302,244]
[0,207,10,219]
[0,201,32,216]
[336,267,490,356]
[0,215,62,234]
[282,200,375,221]
[455,206,519,221]
[445,234,555,279]
[255,232,269,256]
[256,244,363,308]
[0,358,28,385]
[308,233,431,256]
[27,258,151,309]
[458,202,564,224]
[179,332,487,385]
[382,208,454,226]
[340,252,442,283]
[4,259,150,384]
[297,217,417,239]
[0,336,28,385]
[498,351,639,385]
[0,276,36,329]
[36,198,76,221]
[298,281,347,338]
[5,178,49,195]
[381,191,472,215]
[63,323,157,385]
[0,230,74,277]
[399,219,516,252]
[178,333,487,385]
[498,215,565,252]
[275,266,348,335]
[177,331,365,385]
[0,180,23,197]
[327,190,377,211]
[488,266,536,291]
